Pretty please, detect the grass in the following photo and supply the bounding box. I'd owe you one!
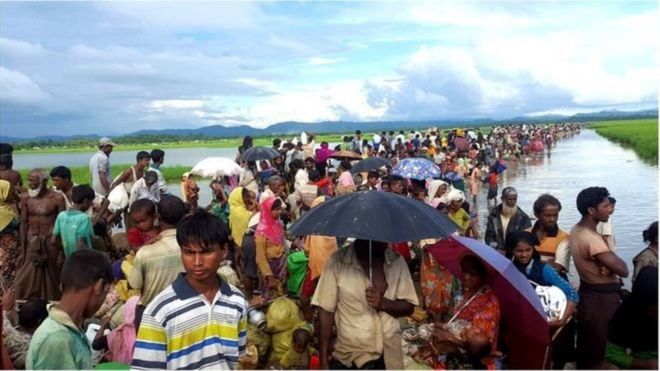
[589,119,658,164]
[18,164,191,185]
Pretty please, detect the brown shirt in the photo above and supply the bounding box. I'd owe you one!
[569,225,619,285]
[312,245,419,369]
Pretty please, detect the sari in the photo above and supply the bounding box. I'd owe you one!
[0,180,19,290]
[256,197,286,300]
[228,187,252,247]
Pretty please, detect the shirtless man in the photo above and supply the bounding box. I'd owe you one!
[0,154,23,190]
[13,169,66,301]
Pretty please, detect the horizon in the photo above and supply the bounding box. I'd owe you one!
[1,1,657,137]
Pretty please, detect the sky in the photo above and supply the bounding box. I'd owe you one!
[0,1,657,138]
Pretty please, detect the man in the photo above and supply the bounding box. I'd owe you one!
[597,196,617,251]
[388,175,406,195]
[351,130,363,154]
[484,187,531,253]
[132,210,247,370]
[128,170,160,206]
[50,166,109,224]
[149,149,168,195]
[357,171,380,191]
[528,194,570,273]
[14,169,66,301]
[259,175,285,205]
[89,137,115,196]
[314,239,418,369]
[128,195,187,325]
[0,153,22,189]
[570,187,628,369]
[26,250,112,369]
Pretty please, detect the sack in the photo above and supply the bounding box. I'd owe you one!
[107,185,129,212]
[266,297,302,333]
[533,283,567,321]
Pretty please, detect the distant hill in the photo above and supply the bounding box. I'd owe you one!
[2,108,656,143]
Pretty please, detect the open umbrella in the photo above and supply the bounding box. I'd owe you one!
[330,150,362,161]
[190,157,242,178]
[391,157,441,180]
[426,236,550,369]
[240,146,281,162]
[350,157,390,174]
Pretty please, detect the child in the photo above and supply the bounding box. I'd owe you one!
[52,185,95,257]
[2,290,49,369]
[26,250,113,369]
[132,209,248,370]
[486,166,499,208]
[207,178,230,224]
[126,199,160,251]
[279,328,317,369]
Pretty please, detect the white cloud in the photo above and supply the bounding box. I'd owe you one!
[150,99,204,111]
[307,57,346,66]
[0,67,49,104]
[0,37,45,57]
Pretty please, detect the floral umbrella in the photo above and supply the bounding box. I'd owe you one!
[391,157,441,180]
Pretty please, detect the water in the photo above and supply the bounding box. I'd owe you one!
[474,129,658,286]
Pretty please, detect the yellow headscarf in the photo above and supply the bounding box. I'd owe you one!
[304,196,339,280]
[0,180,17,232]
[228,187,253,247]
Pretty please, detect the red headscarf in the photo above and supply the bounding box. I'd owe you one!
[315,142,335,164]
[255,196,285,245]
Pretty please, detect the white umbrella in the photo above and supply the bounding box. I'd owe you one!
[190,157,242,178]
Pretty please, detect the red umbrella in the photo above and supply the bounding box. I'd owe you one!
[426,236,550,369]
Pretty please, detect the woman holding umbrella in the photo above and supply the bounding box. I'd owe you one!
[255,197,287,300]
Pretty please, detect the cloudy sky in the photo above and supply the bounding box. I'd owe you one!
[1,1,657,137]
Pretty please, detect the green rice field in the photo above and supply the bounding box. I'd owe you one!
[19,165,190,186]
[589,119,658,164]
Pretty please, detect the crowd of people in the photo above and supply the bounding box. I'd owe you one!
[0,122,657,370]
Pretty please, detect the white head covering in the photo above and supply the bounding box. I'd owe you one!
[445,189,465,204]
[426,179,448,203]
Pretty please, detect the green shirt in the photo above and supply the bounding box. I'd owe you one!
[26,306,92,370]
[53,210,93,256]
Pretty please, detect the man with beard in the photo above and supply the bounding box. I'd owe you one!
[484,187,531,254]
[528,194,570,273]
[14,169,66,301]
[570,187,628,369]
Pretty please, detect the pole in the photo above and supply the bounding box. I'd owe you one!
[369,240,373,283]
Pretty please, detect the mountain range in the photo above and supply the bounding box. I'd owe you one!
[1,108,656,143]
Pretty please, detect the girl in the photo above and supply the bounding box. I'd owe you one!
[255,197,286,301]
[126,199,160,251]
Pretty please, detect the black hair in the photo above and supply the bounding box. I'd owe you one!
[411,187,427,197]
[308,170,321,182]
[157,195,186,226]
[339,161,352,171]
[272,198,283,210]
[576,186,610,216]
[176,209,229,251]
[290,159,304,171]
[0,143,13,155]
[533,194,562,216]
[389,175,405,184]
[71,185,95,204]
[144,170,158,184]
[129,198,156,216]
[608,196,617,205]
[643,221,658,245]
[504,231,541,260]
[150,149,165,163]
[136,151,151,162]
[460,254,488,279]
[49,166,72,181]
[304,157,315,164]
[367,170,380,179]
[61,249,113,292]
[292,328,312,346]
[355,130,362,135]
[18,299,48,330]
[273,138,282,148]
[0,154,12,168]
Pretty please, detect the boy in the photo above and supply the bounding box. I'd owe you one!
[26,250,113,369]
[52,185,95,257]
[132,209,248,370]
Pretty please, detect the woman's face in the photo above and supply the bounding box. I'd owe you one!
[513,241,535,266]
[449,199,462,212]
[436,184,448,198]
[271,204,282,220]
[460,263,486,291]
[243,191,256,206]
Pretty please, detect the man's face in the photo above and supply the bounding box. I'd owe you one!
[367,176,379,187]
[269,180,284,195]
[537,205,559,230]
[102,145,113,155]
[502,193,517,208]
[391,181,404,194]
[51,176,68,191]
[27,172,44,191]
[181,242,226,283]
[590,198,611,223]
[138,157,151,168]
[304,160,314,171]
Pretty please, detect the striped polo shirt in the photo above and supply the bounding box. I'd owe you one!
[132,273,248,370]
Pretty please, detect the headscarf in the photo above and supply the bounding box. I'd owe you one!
[315,142,334,165]
[228,187,253,247]
[426,179,448,208]
[304,197,339,280]
[106,295,140,364]
[0,180,17,231]
[180,172,190,202]
[255,196,285,246]
[445,189,465,204]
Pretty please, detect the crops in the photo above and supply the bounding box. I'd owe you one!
[589,119,658,164]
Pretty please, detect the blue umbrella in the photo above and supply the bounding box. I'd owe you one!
[391,157,441,180]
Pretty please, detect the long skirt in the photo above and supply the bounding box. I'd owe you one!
[260,255,287,301]
[14,235,62,301]
[0,223,21,293]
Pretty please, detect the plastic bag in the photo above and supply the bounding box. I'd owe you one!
[286,252,308,296]
[266,297,303,333]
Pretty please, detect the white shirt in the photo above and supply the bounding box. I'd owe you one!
[89,150,111,196]
[128,178,160,206]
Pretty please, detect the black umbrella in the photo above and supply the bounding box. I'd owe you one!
[240,146,281,162]
[351,157,391,174]
[289,190,457,281]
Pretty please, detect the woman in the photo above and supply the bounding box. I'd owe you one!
[300,196,338,321]
[239,161,259,194]
[255,197,286,301]
[0,180,20,291]
[335,161,356,196]
[632,221,657,282]
[445,190,471,237]
[426,179,449,208]
[505,231,578,328]
[315,142,334,176]
[605,267,658,369]
[420,240,461,322]
[180,172,200,209]
[228,187,257,248]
